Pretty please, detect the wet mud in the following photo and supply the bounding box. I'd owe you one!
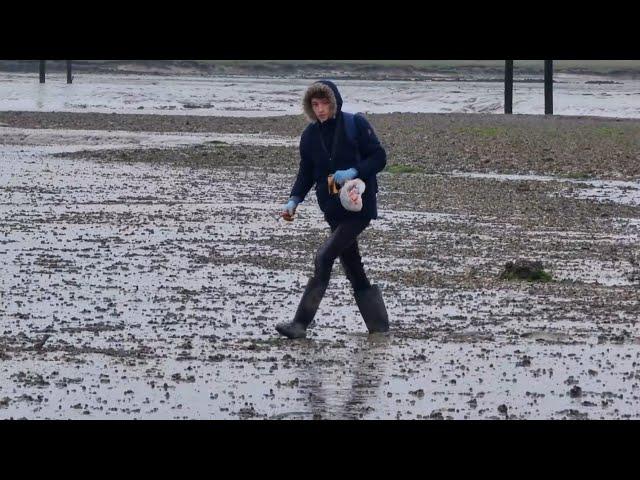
[1,113,639,419]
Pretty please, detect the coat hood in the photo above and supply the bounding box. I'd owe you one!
[302,80,343,122]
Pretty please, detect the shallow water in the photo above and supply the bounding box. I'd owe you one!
[0,126,297,153]
[447,171,640,207]
[1,72,639,118]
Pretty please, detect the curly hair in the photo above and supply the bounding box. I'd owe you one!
[302,82,337,121]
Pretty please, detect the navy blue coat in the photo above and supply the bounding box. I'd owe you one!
[289,81,387,223]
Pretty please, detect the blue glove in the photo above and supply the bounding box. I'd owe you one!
[332,168,358,186]
[282,197,300,216]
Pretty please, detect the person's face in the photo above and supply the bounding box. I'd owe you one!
[311,97,332,122]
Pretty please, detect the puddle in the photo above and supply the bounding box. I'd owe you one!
[550,259,638,286]
[0,126,298,152]
[566,181,640,207]
[445,171,640,207]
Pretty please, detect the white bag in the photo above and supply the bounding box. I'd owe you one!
[340,178,366,212]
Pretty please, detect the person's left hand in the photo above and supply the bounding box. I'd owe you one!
[332,168,358,186]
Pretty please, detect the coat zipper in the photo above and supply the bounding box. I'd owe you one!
[318,114,342,175]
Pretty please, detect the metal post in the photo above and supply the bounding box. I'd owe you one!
[66,60,73,84]
[544,60,553,115]
[505,60,513,114]
[39,60,46,83]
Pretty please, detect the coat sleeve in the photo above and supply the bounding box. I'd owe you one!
[354,114,386,179]
[289,129,315,202]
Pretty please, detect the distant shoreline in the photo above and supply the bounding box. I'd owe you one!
[2,60,640,81]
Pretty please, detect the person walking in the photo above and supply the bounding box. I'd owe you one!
[276,80,389,339]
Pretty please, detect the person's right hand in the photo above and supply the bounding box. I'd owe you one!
[280,199,298,221]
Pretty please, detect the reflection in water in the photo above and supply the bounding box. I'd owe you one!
[300,334,392,420]
[36,83,46,109]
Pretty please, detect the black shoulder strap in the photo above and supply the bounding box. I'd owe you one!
[327,113,343,172]
[343,112,361,163]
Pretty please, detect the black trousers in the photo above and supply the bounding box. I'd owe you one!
[313,218,372,292]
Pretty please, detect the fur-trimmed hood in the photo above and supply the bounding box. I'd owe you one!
[302,80,343,122]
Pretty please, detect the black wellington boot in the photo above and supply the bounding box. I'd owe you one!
[275,277,328,339]
[354,284,390,334]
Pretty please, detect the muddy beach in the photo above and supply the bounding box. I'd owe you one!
[1,111,639,419]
